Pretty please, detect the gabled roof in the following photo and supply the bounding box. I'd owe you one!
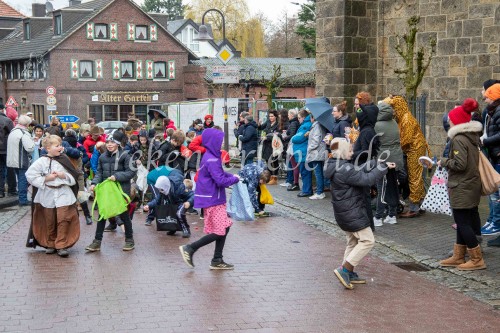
[0,0,198,62]
[0,0,25,18]
[191,58,316,86]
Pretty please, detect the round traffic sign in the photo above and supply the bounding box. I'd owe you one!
[46,86,56,95]
[47,95,57,105]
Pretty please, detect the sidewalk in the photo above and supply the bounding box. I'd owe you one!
[266,182,500,307]
[0,206,499,332]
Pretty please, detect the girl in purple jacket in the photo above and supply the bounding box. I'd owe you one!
[179,128,239,270]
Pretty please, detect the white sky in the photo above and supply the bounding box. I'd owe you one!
[5,0,305,24]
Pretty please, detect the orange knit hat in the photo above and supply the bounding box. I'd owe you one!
[485,83,500,101]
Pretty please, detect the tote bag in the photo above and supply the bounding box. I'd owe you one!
[478,149,500,196]
[421,167,452,216]
[272,134,284,157]
[227,181,254,221]
[91,180,130,222]
[155,203,180,231]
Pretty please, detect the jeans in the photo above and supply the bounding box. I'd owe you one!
[0,154,16,194]
[95,210,133,240]
[190,227,230,261]
[13,168,28,203]
[309,161,324,195]
[299,162,312,195]
[487,164,500,227]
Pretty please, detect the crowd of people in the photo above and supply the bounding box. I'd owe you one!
[2,80,500,288]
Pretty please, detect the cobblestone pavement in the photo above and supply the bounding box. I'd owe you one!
[0,203,499,332]
[266,184,500,309]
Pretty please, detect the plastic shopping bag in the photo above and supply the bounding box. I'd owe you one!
[91,179,130,222]
[259,184,274,205]
[421,167,452,216]
[136,164,148,192]
[227,181,255,221]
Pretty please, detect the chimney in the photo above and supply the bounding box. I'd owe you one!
[32,3,46,17]
[69,0,81,6]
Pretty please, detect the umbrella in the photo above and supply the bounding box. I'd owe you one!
[148,108,167,119]
[305,98,334,132]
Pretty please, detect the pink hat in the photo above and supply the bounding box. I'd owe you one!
[5,106,18,123]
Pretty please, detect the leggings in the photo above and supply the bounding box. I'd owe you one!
[189,227,230,262]
[453,208,480,248]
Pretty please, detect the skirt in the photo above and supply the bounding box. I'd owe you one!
[203,203,232,236]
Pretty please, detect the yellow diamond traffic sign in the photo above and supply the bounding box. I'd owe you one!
[217,45,234,65]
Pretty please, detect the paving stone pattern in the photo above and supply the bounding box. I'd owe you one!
[0,203,499,332]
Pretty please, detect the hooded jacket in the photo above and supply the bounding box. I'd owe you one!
[324,158,388,232]
[193,128,239,208]
[306,120,327,162]
[332,114,352,139]
[147,170,194,208]
[291,115,312,163]
[374,102,404,170]
[240,120,258,157]
[352,104,379,165]
[441,121,482,209]
[7,126,35,169]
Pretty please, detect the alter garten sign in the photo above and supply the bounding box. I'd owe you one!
[91,91,159,103]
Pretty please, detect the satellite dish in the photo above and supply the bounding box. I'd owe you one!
[46,1,54,14]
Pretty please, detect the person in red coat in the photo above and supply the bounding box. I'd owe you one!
[204,114,214,128]
[83,126,105,159]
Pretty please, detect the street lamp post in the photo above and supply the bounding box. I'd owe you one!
[195,9,230,152]
[239,68,255,115]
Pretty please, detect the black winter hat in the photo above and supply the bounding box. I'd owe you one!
[108,130,126,145]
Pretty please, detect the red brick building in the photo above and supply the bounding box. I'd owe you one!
[0,0,199,124]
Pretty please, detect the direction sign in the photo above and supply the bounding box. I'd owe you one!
[47,95,57,105]
[46,86,56,95]
[212,66,240,84]
[216,45,234,65]
[48,115,79,123]
[5,96,18,107]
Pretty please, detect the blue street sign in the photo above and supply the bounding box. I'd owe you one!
[48,115,80,123]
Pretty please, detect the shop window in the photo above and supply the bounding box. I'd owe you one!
[154,62,166,79]
[54,15,62,36]
[79,60,94,78]
[89,105,103,122]
[94,24,108,39]
[135,105,147,123]
[135,25,148,40]
[104,105,118,121]
[120,105,133,121]
[121,61,134,79]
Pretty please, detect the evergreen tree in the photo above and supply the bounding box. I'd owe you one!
[295,0,316,58]
[141,0,185,20]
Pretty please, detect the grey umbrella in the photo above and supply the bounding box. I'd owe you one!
[305,98,334,132]
[148,108,167,119]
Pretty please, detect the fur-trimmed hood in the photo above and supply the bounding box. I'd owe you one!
[448,120,482,139]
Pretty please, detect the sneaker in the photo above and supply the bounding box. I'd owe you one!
[384,216,397,225]
[210,260,234,270]
[45,248,56,254]
[255,211,271,217]
[482,224,500,236]
[179,245,194,268]
[373,217,383,227]
[309,193,326,200]
[57,249,69,257]
[85,216,93,225]
[280,182,292,187]
[85,239,101,252]
[182,230,191,238]
[122,238,135,251]
[480,221,492,233]
[333,267,354,289]
[104,223,117,232]
[145,219,153,226]
[349,271,366,284]
[487,235,500,247]
[287,184,300,191]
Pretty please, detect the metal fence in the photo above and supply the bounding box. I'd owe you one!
[408,94,428,138]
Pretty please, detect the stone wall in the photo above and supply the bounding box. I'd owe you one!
[316,0,500,154]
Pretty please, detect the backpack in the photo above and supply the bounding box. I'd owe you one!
[91,179,130,222]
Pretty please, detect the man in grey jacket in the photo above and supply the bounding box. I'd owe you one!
[6,115,35,205]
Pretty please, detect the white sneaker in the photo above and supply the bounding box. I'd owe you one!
[384,216,397,224]
[280,182,292,187]
[373,217,383,227]
[309,193,326,200]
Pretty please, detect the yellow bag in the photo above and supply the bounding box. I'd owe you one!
[259,184,274,205]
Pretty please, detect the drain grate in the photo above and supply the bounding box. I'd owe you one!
[392,262,430,272]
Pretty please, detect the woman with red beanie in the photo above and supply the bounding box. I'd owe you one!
[204,114,214,129]
[438,98,486,271]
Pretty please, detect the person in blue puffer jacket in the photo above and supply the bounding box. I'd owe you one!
[291,109,312,197]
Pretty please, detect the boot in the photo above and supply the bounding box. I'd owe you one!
[439,244,466,267]
[267,175,278,185]
[457,245,486,270]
